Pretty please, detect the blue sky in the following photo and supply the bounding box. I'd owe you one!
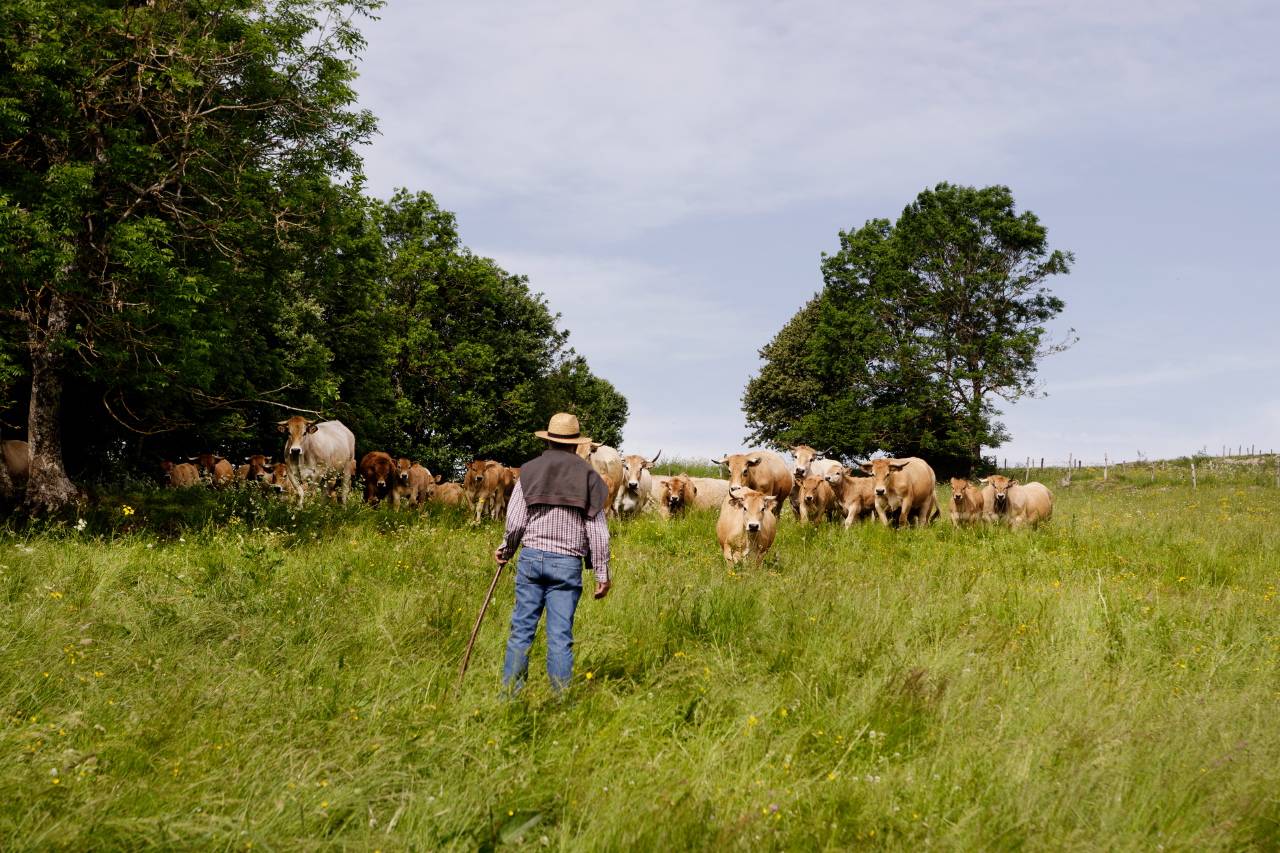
[351,0,1279,464]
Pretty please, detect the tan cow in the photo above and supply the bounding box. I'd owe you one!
[277,417,356,506]
[616,450,661,517]
[190,453,235,487]
[360,451,399,506]
[716,487,779,564]
[577,443,623,514]
[2,439,30,485]
[688,477,731,510]
[858,457,939,527]
[161,460,201,488]
[653,472,697,518]
[948,478,986,526]
[789,445,842,516]
[797,474,838,524]
[823,465,878,527]
[264,462,291,494]
[431,482,468,507]
[397,463,436,507]
[980,475,1053,528]
[464,460,512,522]
[712,450,793,518]
[236,454,272,484]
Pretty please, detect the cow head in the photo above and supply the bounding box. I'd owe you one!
[716,453,764,490]
[577,442,603,461]
[859,457,910,497]
[664,473,695,512]
[799,474,828,506]
[268,462,289,493]
[277,417,317,460]
[791,445,817,479]
[245,454,272,481]
[396,457,412,485]
[361,452,395,492]
[621,450,661,492]
[822,462,849,486]
[950,477,975,507]
[728,486,776,533]
[160,460,174,475]
[186,452,223,473]
[981,475,1015,512]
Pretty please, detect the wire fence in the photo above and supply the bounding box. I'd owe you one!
[993,448,1280,489]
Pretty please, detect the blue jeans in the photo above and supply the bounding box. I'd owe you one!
[502,548,584,692]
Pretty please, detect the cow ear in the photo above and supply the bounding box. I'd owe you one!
[763,495,778,505]
[746,456,761,466]
[711,457,725,466]
[978,477,988,484]
[276,424,288,434]
[859,462,873,473]
[1009,478,1019,485]
[305,423,318,434]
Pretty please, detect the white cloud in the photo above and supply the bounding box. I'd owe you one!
[355,0,1277,238]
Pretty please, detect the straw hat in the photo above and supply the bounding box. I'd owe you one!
[534,412,593,445]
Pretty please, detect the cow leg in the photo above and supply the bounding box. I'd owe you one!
[898,495,915,528]
[788,484,800,518]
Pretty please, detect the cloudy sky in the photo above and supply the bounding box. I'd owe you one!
[352,0,1279,464]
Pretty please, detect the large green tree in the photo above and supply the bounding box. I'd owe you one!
[0,0,378,509]
[370,189,627,473]
[744,183,1073,475]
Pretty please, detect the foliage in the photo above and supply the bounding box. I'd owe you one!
[0,2,627,492]
[744,183,1073,475]
[1,479,1278,848]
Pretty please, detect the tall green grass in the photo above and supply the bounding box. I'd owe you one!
[1,479,1277,849]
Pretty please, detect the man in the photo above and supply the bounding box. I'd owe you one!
[495,413,612,692]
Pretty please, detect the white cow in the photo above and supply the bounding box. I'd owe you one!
[614,450,661,518]
[276,416,355,507]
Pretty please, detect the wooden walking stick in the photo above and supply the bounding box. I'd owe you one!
[456,559,506,693]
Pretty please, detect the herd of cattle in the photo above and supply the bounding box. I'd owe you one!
[3,417,1053,563]
[141,417,1056,564]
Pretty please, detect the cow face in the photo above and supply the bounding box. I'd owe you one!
[950,477,973,507]
[716,453,764,490]
[621,451,661,492]
[728,487,776,533]
[161,460,174,475]
[799,474,828,507]
[396,457,412,485]
[822,463,848,486]
[859,457,910,497]
[267,462,289,493]
[791,445,818,479]
[361,452,396,494]
[982,475,1015,511]
[665,474,694,511]
[246,454,272,481]
[187,452,223,473]
[277,417,317,459]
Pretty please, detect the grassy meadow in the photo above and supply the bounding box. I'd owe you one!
[1,460,1278,850]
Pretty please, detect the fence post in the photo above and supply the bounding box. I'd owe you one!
[1025,457,1031,482]
[1104,453,1109,481]
[1275,454,1279,489]
[1191,461,1197,489]
[1040,457,1044,469]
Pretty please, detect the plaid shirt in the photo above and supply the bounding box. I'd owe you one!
[499,481,610,584]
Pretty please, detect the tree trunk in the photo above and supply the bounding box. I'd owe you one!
[24,290,80,513]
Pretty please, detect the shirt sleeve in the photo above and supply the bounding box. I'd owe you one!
[499,481,527,560]
[585,507,611,584]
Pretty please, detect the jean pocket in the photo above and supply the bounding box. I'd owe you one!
[548,554,584,588]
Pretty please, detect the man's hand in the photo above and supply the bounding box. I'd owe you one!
[494,548,509,567]
[593,579,611,600]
